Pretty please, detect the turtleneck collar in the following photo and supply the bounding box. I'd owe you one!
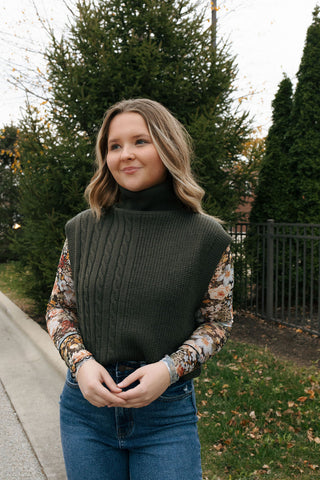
[116,178,184,212]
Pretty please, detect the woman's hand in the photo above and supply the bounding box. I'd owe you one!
[76,358,125,408]
[112,361,171,408]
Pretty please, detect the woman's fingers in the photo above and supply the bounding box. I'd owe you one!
[116,362,170,408]
[76,359,125,407]
[89,382,124,408]
[100,368,123,393]
[76,360,171,408]
[116,369,141,389]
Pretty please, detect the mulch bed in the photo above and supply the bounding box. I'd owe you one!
[232,312,320,369]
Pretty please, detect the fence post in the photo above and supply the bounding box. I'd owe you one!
[266,219,274,321]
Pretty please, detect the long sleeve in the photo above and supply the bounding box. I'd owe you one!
[162,246,233,383]
[46,239,93,375]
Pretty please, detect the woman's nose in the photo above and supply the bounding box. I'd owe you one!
[120,144,135,160]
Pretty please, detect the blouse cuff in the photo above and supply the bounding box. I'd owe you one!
[168,345,200,379]
[160,355,180,384]
[74,356,95,379]
[59,333,93,375]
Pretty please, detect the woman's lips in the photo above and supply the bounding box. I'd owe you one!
[121,167,141,174]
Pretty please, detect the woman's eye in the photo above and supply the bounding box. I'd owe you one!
[136,139,147,145]
[110,144,120,150]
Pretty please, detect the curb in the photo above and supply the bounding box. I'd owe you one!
[0,292,67,380]
[0,291,67,480]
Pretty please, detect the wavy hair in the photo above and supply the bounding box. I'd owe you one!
[85,98,205,217]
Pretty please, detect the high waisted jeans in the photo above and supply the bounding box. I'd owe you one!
[60,362,202,480]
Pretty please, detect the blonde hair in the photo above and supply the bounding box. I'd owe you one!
[85,98,205,217]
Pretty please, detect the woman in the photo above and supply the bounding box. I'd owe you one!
[46,98,233,480]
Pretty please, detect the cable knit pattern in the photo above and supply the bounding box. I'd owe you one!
[65,219,229,376]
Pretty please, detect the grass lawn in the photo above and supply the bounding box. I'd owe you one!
[0,261,319,479]
[197,341,320,479]
[0,261,41,321]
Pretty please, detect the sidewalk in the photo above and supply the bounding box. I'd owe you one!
[0,379,46,479]
[0,291,67,480]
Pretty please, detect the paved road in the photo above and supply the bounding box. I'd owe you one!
[0,291,67,480]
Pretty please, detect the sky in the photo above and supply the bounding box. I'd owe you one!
[0,0,319,135]
[218,0,318,134]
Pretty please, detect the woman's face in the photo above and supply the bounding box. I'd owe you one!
[106,112,167,192]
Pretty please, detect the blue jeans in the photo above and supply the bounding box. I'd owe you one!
[60,362,202,480]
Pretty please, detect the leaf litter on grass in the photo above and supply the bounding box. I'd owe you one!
[197,340,320,479]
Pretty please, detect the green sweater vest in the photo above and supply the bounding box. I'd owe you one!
[65,181,231,374]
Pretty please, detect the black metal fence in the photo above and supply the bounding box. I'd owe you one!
[229,221,320,336]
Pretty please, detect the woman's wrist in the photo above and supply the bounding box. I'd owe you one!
[75,356,95,380]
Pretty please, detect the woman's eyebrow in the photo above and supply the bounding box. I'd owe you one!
[108,133,151,144]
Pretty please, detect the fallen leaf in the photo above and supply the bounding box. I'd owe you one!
[297,396,308,403]
[304,388,315,399]
[307,429,314,442]
[284,409,294,415]
[213,443,224,451]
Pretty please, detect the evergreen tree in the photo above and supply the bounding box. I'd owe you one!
[16,0,252,308]
[0,125,20,262]
[189,105,251,220]
[46,0,251,220]
[287,6,320,222]
[250,76,293,222]
[14,107,92,307]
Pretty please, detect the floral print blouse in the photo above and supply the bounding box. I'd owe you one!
[46,240,233,383]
